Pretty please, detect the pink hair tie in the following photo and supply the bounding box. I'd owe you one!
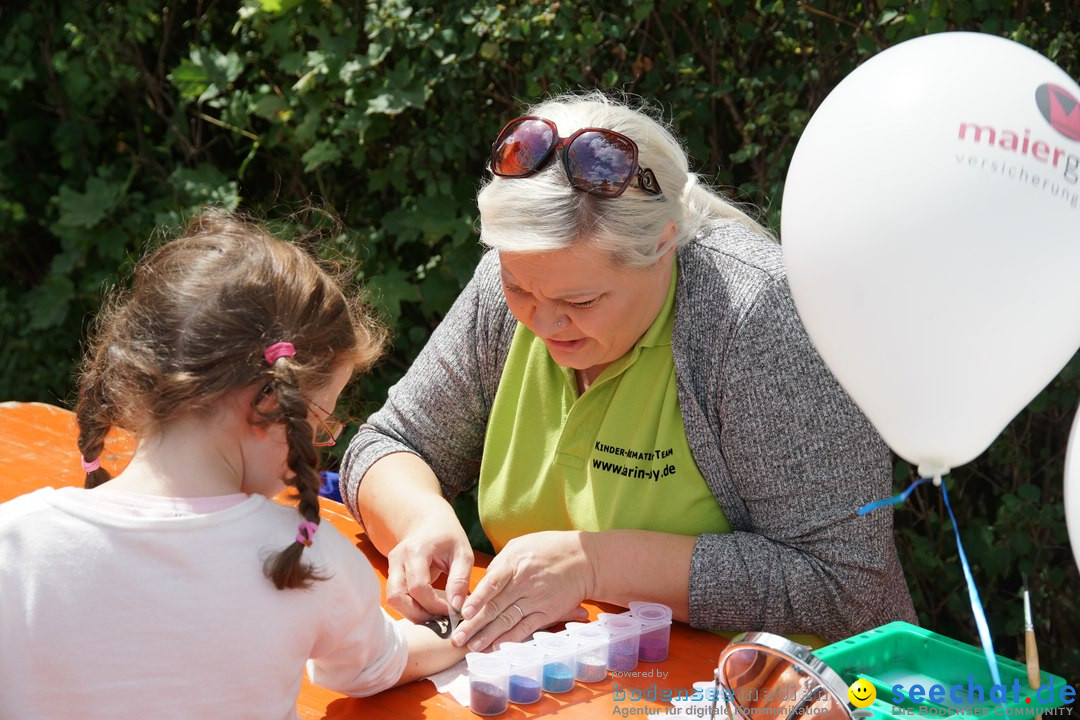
[296,520,319,547]
[264,341,296,365]
[80,456,101,473]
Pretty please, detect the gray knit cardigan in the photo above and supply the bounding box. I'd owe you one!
[341,222,918,643]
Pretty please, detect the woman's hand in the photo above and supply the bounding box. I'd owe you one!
[451,530,595,651]
[384,516,475,622]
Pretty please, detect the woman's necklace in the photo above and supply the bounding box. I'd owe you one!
[575,370,590,394]
[576,366,604,394]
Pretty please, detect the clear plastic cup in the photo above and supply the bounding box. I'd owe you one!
[629,601,673,662]
[499,642,544,705]
[565,622,610,682]
[466,652,510,716]
[598,613,642,673]
[533,632,577,693]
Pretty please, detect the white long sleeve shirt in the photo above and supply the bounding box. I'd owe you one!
[0,487,407,719]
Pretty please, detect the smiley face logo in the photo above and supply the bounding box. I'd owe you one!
[848,678,877,708]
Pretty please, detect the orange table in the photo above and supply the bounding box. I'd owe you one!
[0,401,728,718]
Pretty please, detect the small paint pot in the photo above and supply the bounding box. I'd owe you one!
[466,651,510,716]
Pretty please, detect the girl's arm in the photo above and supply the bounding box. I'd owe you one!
[396,621,469,685]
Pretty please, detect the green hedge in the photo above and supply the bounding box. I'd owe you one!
[1,0,1077,678]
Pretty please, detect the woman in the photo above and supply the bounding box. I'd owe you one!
[341,93,916,650]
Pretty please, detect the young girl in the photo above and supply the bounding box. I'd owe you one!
[0,212,465,718]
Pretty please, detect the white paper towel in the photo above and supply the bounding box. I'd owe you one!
[426,659,471,707]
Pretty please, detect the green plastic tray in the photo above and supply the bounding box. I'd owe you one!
[814,621,1071,719]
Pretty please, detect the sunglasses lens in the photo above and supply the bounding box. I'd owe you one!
[565,130,637,197]
[493,118,556,177]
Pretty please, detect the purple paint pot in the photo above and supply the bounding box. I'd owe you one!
[466,652,509,716]
[629,601,673,663]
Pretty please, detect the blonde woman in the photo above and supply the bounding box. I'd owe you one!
[342,93,916,650]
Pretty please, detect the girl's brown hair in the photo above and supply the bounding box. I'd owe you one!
[75,210,386,589]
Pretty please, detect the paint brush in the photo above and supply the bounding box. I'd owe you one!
[1023,573,1040,690]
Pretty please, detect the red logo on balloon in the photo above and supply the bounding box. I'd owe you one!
[1036,83,1080,141]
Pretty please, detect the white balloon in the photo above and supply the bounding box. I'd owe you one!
[1066,407,1080,573]
[781,32,1080,477]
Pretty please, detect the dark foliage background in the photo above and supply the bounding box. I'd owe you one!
[1,0,1077,680]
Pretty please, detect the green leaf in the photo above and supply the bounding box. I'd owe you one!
[106,226,133,261]
[365,63,426,116]
[301,140,343,172]
[169,58,209,100]
[256,0,305,13]
[367,267,420,323]
[170,164,239,210]
[25,275,75,330]
[170,47,244,103]
[367,86,426,116]
[878,9,901,26]
[207,48,244,83]
[56,176,126,229]
[1017,484,1042,503]
[253,94,288,120]
[294,107,323,144]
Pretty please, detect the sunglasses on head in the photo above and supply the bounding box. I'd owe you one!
[490,116,663,198]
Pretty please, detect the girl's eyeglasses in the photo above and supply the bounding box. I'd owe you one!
[490,115,663,198]
[302,395,345,448]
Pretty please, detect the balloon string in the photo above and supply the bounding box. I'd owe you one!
[941,477,1003,691]
[857,475,1004,694]
[856,476,932,516]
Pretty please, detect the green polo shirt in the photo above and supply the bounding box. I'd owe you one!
[478,260,731,551]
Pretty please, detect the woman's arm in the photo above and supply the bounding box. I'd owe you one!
[339,250,517,620]
[357,452,474,619]
[356,453,453,554]
[584,529,695,621]
[686,273,916,642]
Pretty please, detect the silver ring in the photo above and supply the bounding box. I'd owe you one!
[510,602,525,620]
